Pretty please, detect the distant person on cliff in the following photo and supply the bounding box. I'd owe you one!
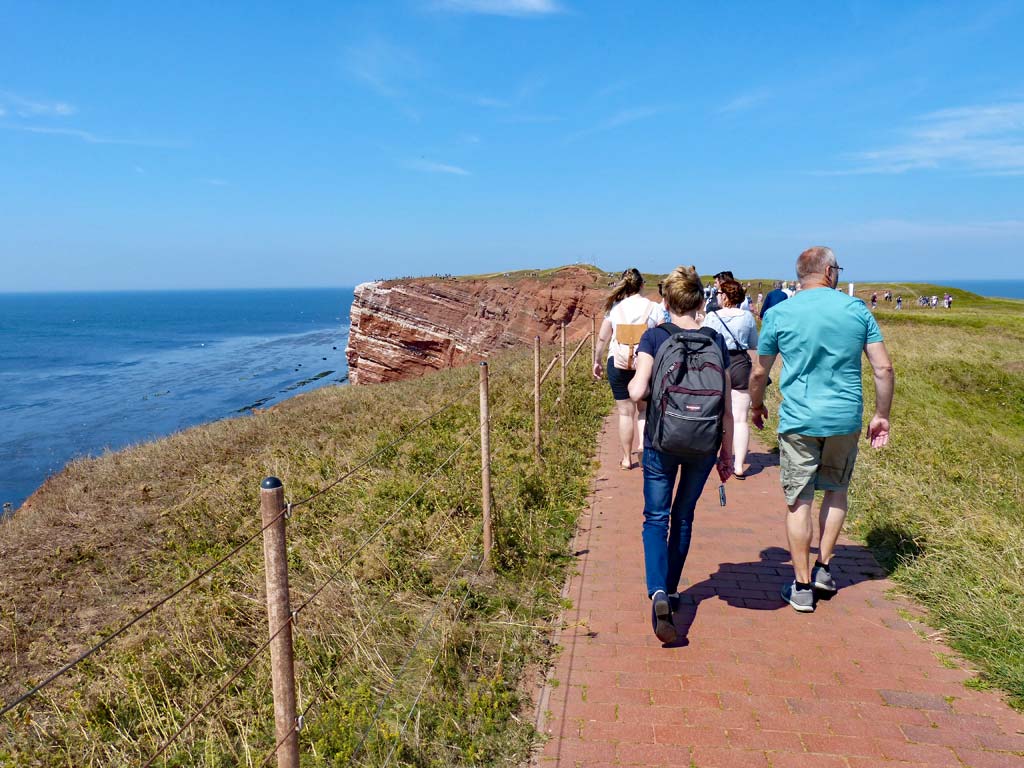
[702,277,758,479]
[749,246,894,613]
[593,268,661,470]
[628,265,733,643]
[759,281,789,318]
[896,295,903,310]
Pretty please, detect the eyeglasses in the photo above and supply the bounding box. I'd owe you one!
[830,264,844,274]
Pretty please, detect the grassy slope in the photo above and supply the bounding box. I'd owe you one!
[758,289,1024,708]
[0,349,608,766]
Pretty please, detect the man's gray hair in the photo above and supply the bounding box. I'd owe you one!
[796,246,836,279]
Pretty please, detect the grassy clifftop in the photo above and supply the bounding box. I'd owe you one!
[1,347,609,766]
[2,278,1022,766]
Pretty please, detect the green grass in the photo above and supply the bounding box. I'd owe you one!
[0,348,608,766]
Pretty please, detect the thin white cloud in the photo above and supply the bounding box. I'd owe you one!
[407,159,471,176]
[566,105,664,143]
[430,0,563,17]
[8,124,179,148]
[498,113,564,124]
[0,91,76,117]
[345,38,420,98]
[835,101,1024,175]
[474,96,511,108]
[344,38,422,121]
[718,88,772,114]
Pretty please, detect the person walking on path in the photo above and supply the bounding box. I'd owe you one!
[702,277,758,479]
[593,268,661,470]
[759,280,789,318]
[628,265,733,642]
[749,246,894,613]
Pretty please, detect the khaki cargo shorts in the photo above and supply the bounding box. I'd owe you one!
[778,431,861,505]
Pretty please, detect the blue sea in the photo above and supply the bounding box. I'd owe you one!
[0,288,353,510]
[941,279,1024,299]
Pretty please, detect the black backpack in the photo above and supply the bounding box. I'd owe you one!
[645,324,727,458]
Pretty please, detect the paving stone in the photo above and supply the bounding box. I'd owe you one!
[532,416,1024,767]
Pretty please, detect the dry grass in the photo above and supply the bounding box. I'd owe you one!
[0,347,608,766]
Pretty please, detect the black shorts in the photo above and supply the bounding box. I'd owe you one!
[606,358,636,401]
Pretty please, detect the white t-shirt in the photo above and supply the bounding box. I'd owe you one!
[606,293,660,362]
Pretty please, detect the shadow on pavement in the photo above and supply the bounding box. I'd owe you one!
[665,544,887,646]
[738,449,779,479]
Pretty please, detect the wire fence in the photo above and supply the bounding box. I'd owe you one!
[1,327,595,767]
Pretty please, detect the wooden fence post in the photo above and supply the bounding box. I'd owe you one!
[479,362,492,565]
[591,316,598,374]
[560,323,566,399]
[533,336,541,463]
[260,477,300,768]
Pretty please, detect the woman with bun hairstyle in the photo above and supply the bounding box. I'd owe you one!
[628,265,733,643]
[592,268,662,470]
[702,277,758,478]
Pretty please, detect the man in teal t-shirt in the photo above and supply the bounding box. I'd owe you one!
[749,247,894,613]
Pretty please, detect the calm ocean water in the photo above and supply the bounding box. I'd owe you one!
[0,288,353,510]
[941,279,1024,299]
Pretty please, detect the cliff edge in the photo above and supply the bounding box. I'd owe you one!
[345,265,616,384]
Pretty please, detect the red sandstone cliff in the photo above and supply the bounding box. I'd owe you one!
[346,265,624,385]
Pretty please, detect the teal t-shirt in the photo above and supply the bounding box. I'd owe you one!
[758,288,883,436]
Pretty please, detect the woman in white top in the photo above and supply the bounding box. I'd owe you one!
[701,277,758,478]
[592,268,661,470]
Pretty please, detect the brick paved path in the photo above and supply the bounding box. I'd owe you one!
[534,416,1024,767]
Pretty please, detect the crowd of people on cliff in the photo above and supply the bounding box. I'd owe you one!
[592,248,895,640]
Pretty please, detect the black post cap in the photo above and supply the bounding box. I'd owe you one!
[261,476,283,490]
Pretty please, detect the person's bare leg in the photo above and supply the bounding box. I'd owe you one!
[817,490,848,565]
[786,500,814,583]
[731,389,751,474]
[615,398,635,467]
[635,400,646,455]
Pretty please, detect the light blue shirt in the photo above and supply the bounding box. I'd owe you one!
[702,308,758,351]
[758,288,884,436]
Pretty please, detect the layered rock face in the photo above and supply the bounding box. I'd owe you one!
[346,266,620,385]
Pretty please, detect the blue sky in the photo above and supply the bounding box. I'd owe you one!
[2,0,1023,291]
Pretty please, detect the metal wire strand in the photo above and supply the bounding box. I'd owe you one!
[349,547,480,766]
[0,506,287,718]
[280,480,473,737]
[292,427,479,615]
[379,555,487,768]
[140,615,293,768]
[290,381,477,508]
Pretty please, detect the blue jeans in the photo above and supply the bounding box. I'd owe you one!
[641,449,717,597]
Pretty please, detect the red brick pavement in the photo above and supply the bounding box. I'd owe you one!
[533,416,1024,768]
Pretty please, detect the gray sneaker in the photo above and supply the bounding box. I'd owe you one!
[781,581,815,613]
[651,590,677,643]
[812,564,837,594]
